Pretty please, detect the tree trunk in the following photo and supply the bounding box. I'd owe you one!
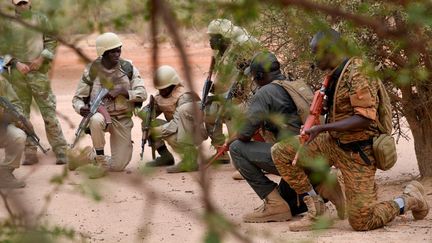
[401,88,432,178]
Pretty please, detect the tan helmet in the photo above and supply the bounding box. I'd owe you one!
[207,19,235,38]
[95,32,122,56]
[12,0,30,5]
[155,65,181,89]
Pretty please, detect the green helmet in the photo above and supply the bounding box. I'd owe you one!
[155,65,181,90]
[244,51,280,75]
[207,19,235,38]
[95,32,122,56]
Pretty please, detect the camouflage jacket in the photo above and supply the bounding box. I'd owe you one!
[328,57,380,143]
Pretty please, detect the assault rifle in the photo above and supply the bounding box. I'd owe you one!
[292,75,331,165]
[71,87,111,148]
[201,57,216,111]
[0,96,49,154]
[140,95,156,160]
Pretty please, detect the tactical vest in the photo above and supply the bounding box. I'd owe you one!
[272,79,314,124]
[89,62,132,116]
[155,84,189,121]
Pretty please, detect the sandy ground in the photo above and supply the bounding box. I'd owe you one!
[1,34,431,243]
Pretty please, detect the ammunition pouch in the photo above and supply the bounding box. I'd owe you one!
[373,134,397,171]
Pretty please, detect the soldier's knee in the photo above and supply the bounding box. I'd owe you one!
[348,212,370,231]
[89,114,105,130]
[15,129,27,146]
[229,140,241,155]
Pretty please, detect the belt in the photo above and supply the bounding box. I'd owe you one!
[336,138,373,165]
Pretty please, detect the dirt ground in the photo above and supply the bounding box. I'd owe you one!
[1,34,431,243]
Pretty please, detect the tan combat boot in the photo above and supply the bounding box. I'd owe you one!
[67,146,94,171]
[243,188,292,223]
[289,195,326,231]
[400,181,429,220]
[232,170,244,180]
[0,167,26,189]
[316,179,346,219]
[88,155,110,179]
[22,149,39,165]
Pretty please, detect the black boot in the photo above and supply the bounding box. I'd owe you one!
[146,146,175,167]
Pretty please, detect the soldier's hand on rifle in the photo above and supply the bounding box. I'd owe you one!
[79,106,91,117]
[303,125,324,144]
[107,87,129,99]
[16,61,31,75]
[29,56,44,71]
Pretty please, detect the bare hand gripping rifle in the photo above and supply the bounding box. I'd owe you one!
[71,87,111,148]
[0,96,49,154]
[201,57,216,111]
[292,75,331,165]
[140,95,156,160]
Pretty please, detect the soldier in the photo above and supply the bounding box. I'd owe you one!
[72,32,146,176]
[0,77,29,188]
[4,0,68,165]
[271,29,429,231]
[230,51,345,223]
[204,19,260,165]
[141,65,207,173]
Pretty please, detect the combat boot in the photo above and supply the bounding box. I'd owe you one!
[0,168,26,189]
[400,181,429,220]
[146,146,174,167]
[289,195,326,231]
[166,159,198,173]
[55,153,68,165]
[232,170,244,180]
[316,178,346,219]
[67,146,94,171]
[243,187,292,223]
[88,155,110,179]
[22,150,39,165]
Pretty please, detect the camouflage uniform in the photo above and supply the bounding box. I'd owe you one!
[272,58,400,231]
[4,11,68,161]
[0,78,27,170]
[205,32,261,146]
[73,58,146,171]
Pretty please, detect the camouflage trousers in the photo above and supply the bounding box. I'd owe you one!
[8,69,67,158]
[271,133,400,231]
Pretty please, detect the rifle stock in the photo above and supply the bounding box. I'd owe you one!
[292,75,331,165]
[71,87,110,148]
[0,97,49,154]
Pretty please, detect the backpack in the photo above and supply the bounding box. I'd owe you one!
[273,79,314,124]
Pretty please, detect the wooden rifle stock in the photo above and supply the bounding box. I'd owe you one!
[292,75,331,165]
